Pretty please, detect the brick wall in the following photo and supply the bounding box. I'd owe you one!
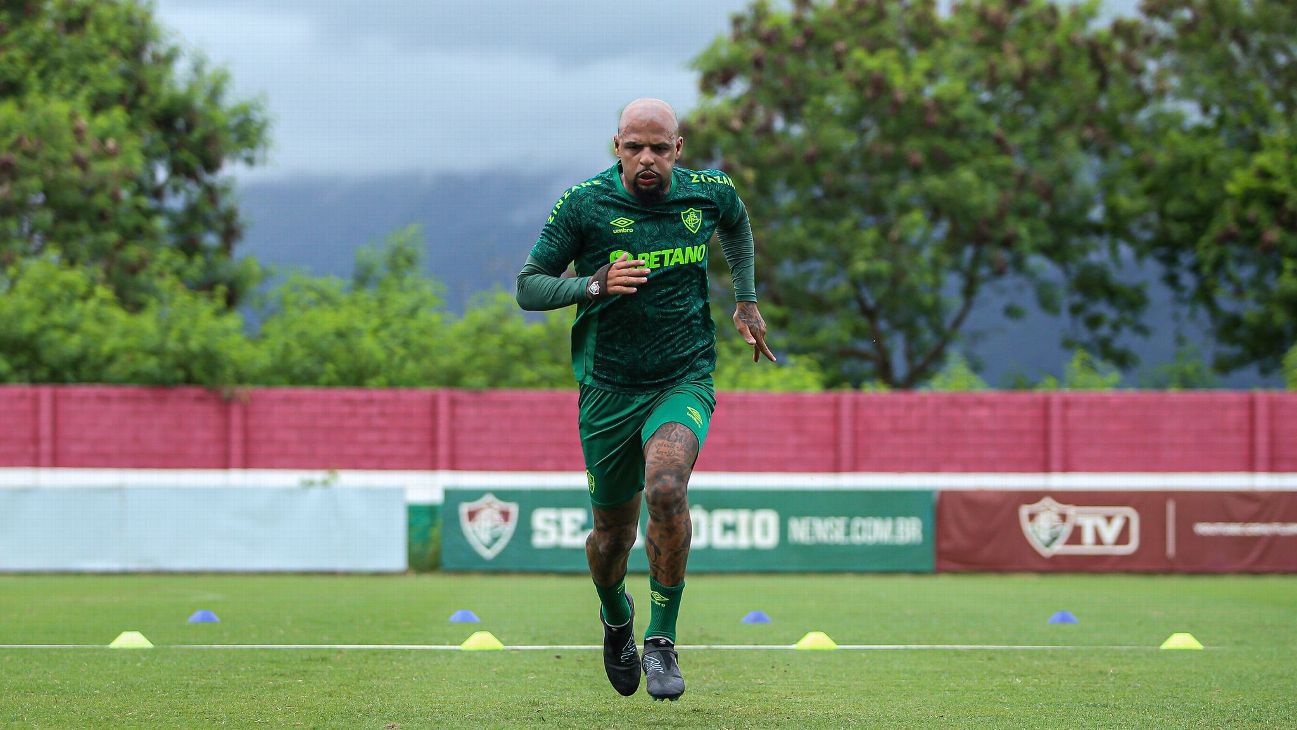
[852,393,1049,473]
[1272,395,1297,472]
[52,386,231,469]
[698,392,838,472]
[0,385,1292,472]
[0,388,38,466]
[1061,392,1254,472]
[244,389,438,470]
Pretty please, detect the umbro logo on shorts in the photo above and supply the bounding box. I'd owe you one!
[686,406,703,428]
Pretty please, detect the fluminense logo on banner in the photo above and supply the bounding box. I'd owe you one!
[1019,497,1139,557]
[459,493,519,560]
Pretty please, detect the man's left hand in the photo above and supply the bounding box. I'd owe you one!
[733,302,776,363]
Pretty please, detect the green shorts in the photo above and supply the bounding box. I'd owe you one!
[578,376,716,508]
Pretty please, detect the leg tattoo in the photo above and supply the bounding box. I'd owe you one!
[587,496,641,586]
[643,423,699,586]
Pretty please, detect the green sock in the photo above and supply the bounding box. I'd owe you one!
[644,576,685,643]
[595,576,632,626]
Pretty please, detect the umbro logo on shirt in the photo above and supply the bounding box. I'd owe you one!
[610,217,634,234]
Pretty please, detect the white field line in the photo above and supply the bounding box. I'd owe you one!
[0,642,1159,651]
[0,644,98,649]
[827,644,1152,651]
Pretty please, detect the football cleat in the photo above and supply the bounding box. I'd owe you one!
[601,593,640,696]
[642,636,685,701]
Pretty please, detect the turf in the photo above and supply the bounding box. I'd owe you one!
[2,573,1294,728]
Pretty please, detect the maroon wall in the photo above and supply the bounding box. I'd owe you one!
[0,386,1292,472]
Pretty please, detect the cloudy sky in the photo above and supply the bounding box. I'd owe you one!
[153,1,1142,182]
[154,1,758,180]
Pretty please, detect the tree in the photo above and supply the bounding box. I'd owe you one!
[1284,343,1297,390]
[713,330,826,391]
[1137,343,1218,389]
[1035,349,1122,390]
[437,292,574,389]
[253,226,577,389]
[1132,0,1297,375]
[0,0,268,307]
[252,227,450,387]
[924,352,989,391]
[0,254,257,386]
[686,0,1152,388]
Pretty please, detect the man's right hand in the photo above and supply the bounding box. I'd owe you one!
[587,253,649,299]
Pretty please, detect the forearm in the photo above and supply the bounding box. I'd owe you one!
[717,215,756,302]
[516,257,589,311]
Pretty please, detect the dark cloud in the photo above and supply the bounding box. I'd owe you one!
[153,0,757,177]
[158,0,754,67]
[153,0,1140,179]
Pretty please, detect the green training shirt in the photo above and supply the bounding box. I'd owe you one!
[517,162,756,394]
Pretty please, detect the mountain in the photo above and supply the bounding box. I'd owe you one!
[236,170,579,309]
[234,172,1280,389]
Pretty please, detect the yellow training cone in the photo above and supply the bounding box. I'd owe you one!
[1160,632,1204,650]
[108,631,154,649]
[794,631,838,650]
[460,631,504,651]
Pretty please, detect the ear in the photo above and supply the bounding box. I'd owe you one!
[612,135,621,153]
[675,136,684,156]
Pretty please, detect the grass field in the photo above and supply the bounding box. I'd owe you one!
[2,573,1294,728]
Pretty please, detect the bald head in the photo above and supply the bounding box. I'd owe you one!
[613,98,684,204]
[618,98,679,137]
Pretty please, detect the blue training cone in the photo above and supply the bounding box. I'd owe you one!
[741,610,772,624]
[188,610,220,623]
[449,609,480,623]
[1047,611,1078,624]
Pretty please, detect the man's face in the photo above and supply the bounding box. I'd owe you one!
[614,117,683,204]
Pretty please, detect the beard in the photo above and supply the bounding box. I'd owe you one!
[630,174,669,204]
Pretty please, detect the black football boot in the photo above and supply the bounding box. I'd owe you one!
[601,593,640,696]
[642,636,685,701]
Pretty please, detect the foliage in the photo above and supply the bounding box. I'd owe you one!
[437,292,574,389]
[1284,343,1297,390]
[1138,343,1219,390]
[0,253,256,385]
[1133,0,1297,374]
[1035,349,1123,391]
[712,327,826,391]
[706,298,826,391]
[0,225,823,391]
[252,227,450,387]
[924,352,989,391]
[253,226,575,389]
[686,0,1152,389]
[0,0,268,307]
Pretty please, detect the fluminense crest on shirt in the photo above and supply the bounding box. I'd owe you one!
[681,207,702,234]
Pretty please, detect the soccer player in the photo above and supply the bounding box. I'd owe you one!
[515,98,774,701]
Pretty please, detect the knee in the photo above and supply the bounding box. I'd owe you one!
[644,469,688,517]
[588,523,636,557]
